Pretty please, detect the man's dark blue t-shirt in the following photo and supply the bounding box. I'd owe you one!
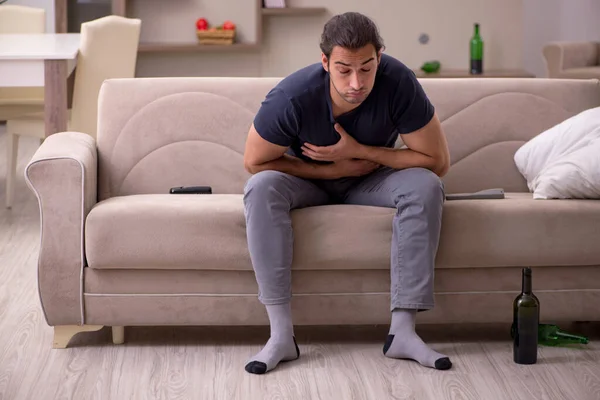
[253,53,434,162]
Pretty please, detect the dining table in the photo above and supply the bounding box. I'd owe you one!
[0,33,80,137]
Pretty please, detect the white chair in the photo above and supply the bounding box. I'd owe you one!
[0,4,45,34]
[5,15,142,208]
[0,5,46,122]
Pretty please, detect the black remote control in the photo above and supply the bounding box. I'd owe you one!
[169,186,212,194]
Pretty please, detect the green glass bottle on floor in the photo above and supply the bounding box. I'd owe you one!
[511,323,590,346]
[470,23,483,74]
[538,324,590,346]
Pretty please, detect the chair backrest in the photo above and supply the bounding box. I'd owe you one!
[69,15,141,139]
[0,4,45,34]
[0,5,46,107]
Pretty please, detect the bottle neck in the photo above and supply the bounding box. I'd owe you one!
[522,270,532,294]
[474,24,480,35]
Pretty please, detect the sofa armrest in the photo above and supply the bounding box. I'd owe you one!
[543,42,600,77]
[24,132,97,326]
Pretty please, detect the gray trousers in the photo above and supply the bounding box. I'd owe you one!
[243,166,445,312]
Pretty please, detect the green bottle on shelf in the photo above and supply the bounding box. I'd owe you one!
[470,23,483,74]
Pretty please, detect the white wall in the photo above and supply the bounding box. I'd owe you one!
[134,0,525,78]
[9,0,597,79]
[8,0,55,32]
[523,0,600,77]
[523,0,561,78]
[261,0,525,77]
[559,0,600,41]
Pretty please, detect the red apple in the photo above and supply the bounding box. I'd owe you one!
[223,20,235,30]
[196,18,208,30]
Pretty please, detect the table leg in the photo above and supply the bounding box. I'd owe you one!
[44,59,68,137]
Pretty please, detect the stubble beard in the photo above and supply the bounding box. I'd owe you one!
[330,78,365,105]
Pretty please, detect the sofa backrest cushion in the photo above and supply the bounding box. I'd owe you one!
[96,77,600,200]
[421,78,600,193]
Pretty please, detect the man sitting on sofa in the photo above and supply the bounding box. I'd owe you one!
[242,11,451,374]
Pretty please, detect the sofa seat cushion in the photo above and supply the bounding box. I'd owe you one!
[85,194,252,270]
[436,193,600,268]
[84,193,600,271]
[84,194,396,271]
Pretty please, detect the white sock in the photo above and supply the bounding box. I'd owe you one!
[245,303,299,374]
[383,309,452,370]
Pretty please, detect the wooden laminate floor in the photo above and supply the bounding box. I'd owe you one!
[1,124,599,400]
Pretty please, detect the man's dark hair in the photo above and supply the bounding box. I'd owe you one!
[319,12,385,59]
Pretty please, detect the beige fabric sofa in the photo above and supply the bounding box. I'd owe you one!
[543,41,600,79]
[25,77,600,349]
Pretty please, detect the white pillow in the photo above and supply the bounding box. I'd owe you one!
[530,137,600,199]
[514,106,600,199]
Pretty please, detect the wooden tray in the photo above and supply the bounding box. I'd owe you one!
[196,29,235,45]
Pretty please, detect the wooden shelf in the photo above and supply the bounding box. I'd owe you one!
[56,0,327,53]
[413,69,535,78]
[138,43,261,53]
[262,7,327,16]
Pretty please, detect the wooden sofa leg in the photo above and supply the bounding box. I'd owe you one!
[112,326,125,345]
[53,325,104,349]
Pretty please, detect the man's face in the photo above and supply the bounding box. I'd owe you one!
[322,44,380,105]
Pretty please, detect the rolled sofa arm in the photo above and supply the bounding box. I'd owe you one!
[24,132,97,326]
[543,41,600,77]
